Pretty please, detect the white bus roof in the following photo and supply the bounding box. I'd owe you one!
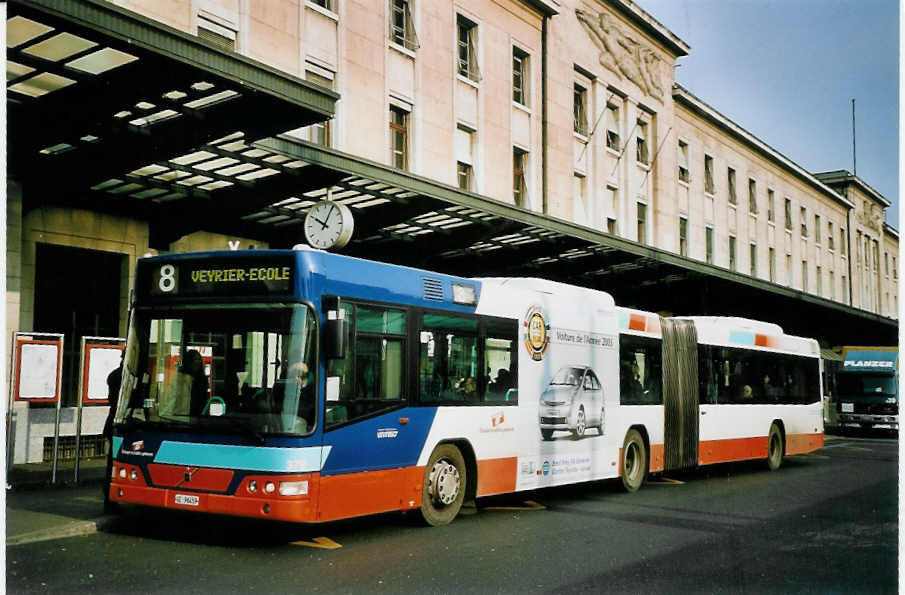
[475,277,616,308]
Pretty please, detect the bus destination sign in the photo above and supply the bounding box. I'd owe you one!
[143,256,295,299]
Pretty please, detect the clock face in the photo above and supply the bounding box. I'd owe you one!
[304,200,354,250]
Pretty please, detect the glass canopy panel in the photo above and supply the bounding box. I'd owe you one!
[22,32,97,61]
[7,17,54,48]
[6,61,34,81]
[66,47,138,75]
[9,72,76,97]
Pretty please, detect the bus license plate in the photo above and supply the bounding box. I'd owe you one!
[174,494,199,506]
[841,403,854,413]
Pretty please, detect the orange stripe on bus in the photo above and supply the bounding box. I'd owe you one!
[785,432,824,455]
[649,444,665,473]
[318,467,423,521]
[476,457,518,497]
[629,313,646,331]
[755,334,769,346]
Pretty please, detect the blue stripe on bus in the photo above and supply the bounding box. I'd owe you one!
[154,442,331,473]
[729,330,755,345]
[113,436,123,456]
[320,407,438,476]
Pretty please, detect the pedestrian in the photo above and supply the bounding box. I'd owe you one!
[103,356,123,513]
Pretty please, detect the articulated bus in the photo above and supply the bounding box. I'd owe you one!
[109,248,824,526]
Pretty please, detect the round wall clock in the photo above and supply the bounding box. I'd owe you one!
[303,200,354,250]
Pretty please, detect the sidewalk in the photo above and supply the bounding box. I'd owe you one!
[6,457,113,547]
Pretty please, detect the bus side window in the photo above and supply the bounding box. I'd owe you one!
[418,313,479,403]
[484,317,517,404]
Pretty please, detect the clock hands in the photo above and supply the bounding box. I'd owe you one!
[313,204,336,230]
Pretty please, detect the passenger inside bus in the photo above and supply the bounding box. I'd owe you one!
[159,349,208,418]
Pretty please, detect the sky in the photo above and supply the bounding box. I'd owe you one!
[633,0,899,226]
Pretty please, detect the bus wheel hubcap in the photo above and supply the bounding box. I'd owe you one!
[429,460,460,506]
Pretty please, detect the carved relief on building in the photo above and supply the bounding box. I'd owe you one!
[857,205,882,233]
[576,8,665,98]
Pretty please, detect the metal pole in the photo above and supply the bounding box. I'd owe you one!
[73,337,86,483]
[6,333,19,483]
[50,335,64,485]
[851,98,856,175]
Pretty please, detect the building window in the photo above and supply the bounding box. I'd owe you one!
[828,222,835,250]
[457,15,480,82]
[455,124,474,190]
[637,202,647,244]
[894,256,897,279]
[389,105,409,170]
[573,84,588,136]
[705,227,714,264]
[841,274,847,303]
[513,147,527,207]
[784,198,792,231]
[605,186,618,234]
[636,120,649,165]
[767,189,775,222]
[457,162,472,191]
[750,242,757,277]
[800,206,808,237]
[830,271,835,300]
[704,155,714,194]
[573,173,587,220]
[513,47,529,106]
[677,141,689,183]
[786,254,792,285]
[729,236,737,271]
[679,217,688,256]
[885,251,890,276]
[768,247,775,282]
[840,228,846,255]
[197,16,237,51]
[727,168,737,205]
[802,260,808,292]
[309,0,335,10]
[816,265,822,295]
[814,214,821,245]
[390,0,420,51]
[605,104,619,150]
[748,179,758,214]
[303,70,334,146]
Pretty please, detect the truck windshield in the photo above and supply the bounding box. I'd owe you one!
[116,304,317,436]
[837,374,897,398]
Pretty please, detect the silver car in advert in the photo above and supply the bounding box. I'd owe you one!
[539,366,604,440]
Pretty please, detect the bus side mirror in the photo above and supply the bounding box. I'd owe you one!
[323,296,347,360]
[324,317,347,359]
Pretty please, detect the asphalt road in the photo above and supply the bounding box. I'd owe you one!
[7,434,897,594]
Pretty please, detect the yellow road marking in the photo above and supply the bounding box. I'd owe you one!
[648,477,685,485]
[291,537,342,550]
[483,500,546,511]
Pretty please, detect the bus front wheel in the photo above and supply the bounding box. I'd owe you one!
[766,424,784,471]
[420,444,467,526]
[621,429,647,492]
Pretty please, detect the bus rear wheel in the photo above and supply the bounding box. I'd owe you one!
[766,424,784,471]
[621,429,647,492]
[420,444,467,526]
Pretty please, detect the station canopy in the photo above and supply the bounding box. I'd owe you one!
[7,0,896,348]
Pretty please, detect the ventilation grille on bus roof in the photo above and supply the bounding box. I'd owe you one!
[423,278,444,301]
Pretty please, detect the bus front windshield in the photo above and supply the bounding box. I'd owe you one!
[838,374,897,399]
[116,304,317,437]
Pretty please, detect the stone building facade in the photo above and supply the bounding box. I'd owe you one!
[56,0,893,322]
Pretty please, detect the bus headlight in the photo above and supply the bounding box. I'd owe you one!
[279,480,308,496]
[248,479,258,493]
[130,470,138,480]
[264,481,276,494]
[119,468,127,479]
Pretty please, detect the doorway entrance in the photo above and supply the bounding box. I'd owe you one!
[33,244,125,406]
